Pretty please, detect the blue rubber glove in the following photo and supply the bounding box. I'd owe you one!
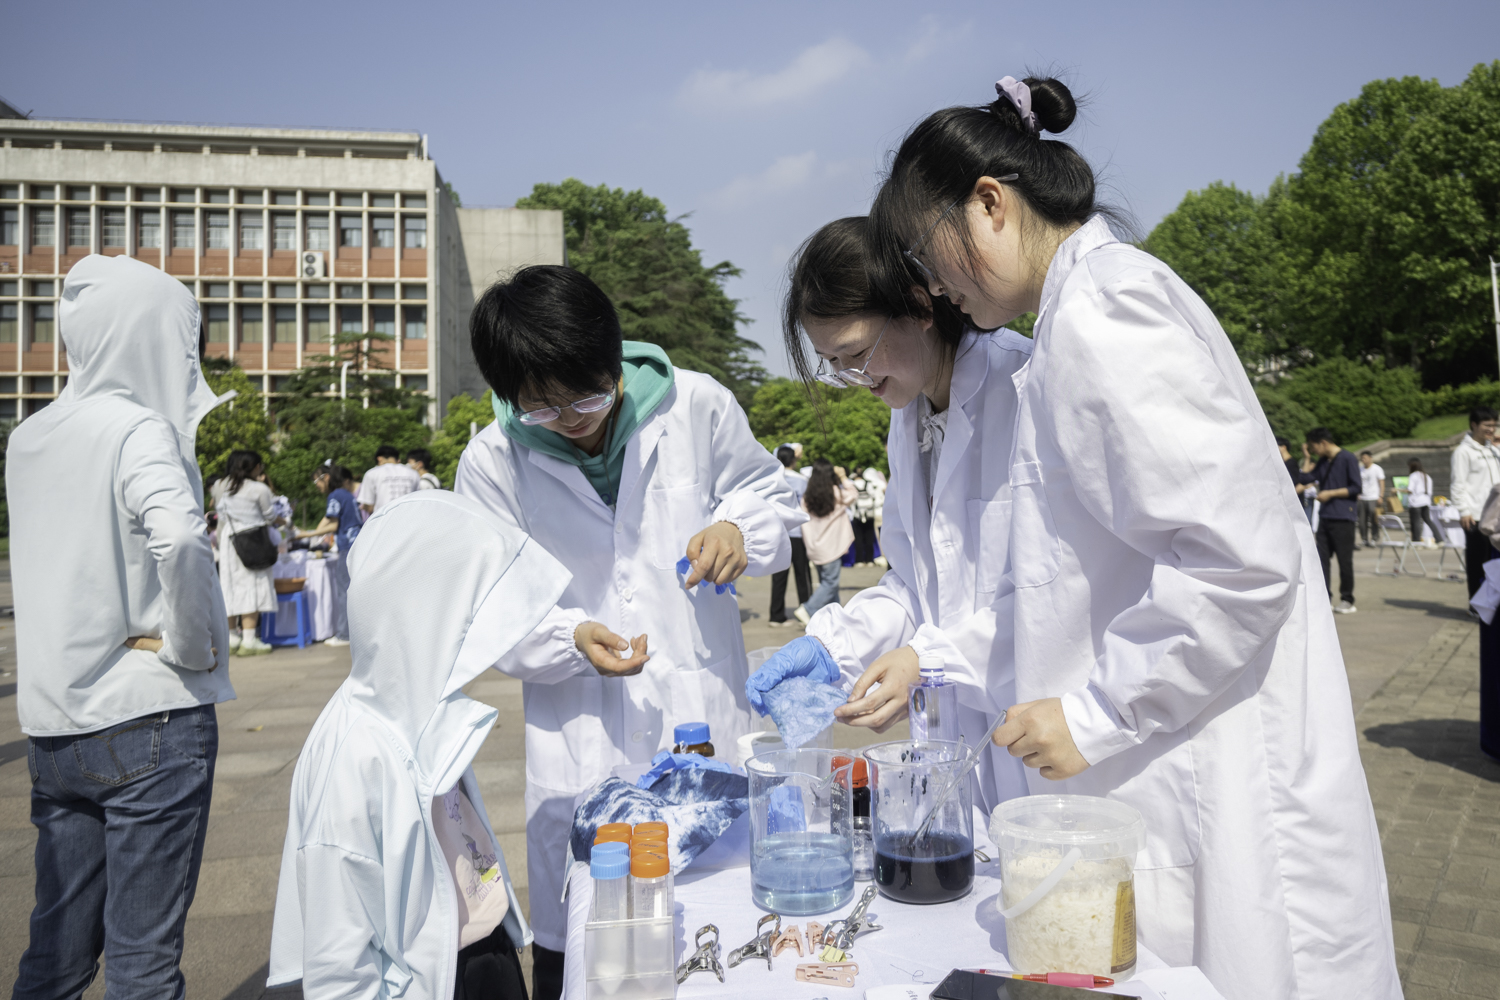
[744,635,840,715]
[676,557,738,596]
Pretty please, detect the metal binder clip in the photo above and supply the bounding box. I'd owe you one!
[676,924,725,984]
[727,912,780,970]
[772,925,805,957]
[796,962,860,988]
[824,885,882,952]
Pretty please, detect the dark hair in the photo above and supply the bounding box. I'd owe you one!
[1408,458,1423,473]
[1471,406,1497,426]
[1359,450,1372,457]
[406,447,433,469]
[869,76,1103,310]
[315,462,349,489]
[1274,436,1290,449]
[803,458,837,518]
[375,444,400,460]
[225,449,262,496]
[470,264,623,408]
[782,216,967,386]
[775,445,797,468]
[1305,427,1336,446]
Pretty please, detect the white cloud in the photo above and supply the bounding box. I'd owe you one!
[707,152,864,208]
[678,38,871,111]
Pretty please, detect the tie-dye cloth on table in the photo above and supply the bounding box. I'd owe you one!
[761,675,848,750]
[570,767,749,874]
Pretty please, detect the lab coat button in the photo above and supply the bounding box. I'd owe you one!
[615,522,623,533]
[622,587,635,601]
[631,731,644,743]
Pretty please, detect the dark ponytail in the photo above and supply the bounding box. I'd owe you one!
[869,75,1102,303]
[782,216,967,387]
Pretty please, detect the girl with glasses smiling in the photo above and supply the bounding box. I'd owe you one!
[453,265,803,998]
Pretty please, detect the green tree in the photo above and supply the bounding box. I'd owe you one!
[1268,357,1426,444]
[196,360,272,484]
[516,179,766,403]
[427,390,497,487]
[747,378,891,474]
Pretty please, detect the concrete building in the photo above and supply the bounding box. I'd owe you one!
[0,101,564,423]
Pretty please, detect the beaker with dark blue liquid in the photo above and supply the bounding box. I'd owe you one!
[863,740,975,905]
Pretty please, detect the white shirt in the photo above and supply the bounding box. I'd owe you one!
[781,467,808,538]
[1359,462,1384,502]
[7,255,233,736]
[1407,471,1433,507]
[418,471,442,490]
[359,461,421,511]
[1451,432,1500,518]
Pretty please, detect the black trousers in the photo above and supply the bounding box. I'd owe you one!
[1467,526,1496,599]
[770,537,812,622]
[455,924,528,1000]
[1316,518,1357,603]
[1357,499,1380,545]
[1410,506,1438,546]
[1482,613,1500,760]
[852,519,878,564]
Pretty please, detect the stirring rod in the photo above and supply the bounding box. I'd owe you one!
[911,710,1007,844]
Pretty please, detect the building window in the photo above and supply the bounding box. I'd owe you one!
[102,187,127,202]
[272,191,297,206]
[205,282,230,298]
[240,212,264,251]
[30,185,55,200]
[338,284,362,299]
[403,194,427,209]
[305,284,329,298]
[205,190,230,204]
[305,192,330,206]
[0,303,16,343]
[338,193,362,207]
[306,305,329,347]
[67,209,90,247]
[66,186,91,202]
[31,303,55,344]
[173,189,197,203]
[0,400,14,420]
[31,208,55,248]
[401,283,426,300]
[338,215,362,248]
[0,375,14,391]
[205,212,231,250]
[238,190,264,205]
[272,283,297,298]
[101,209,126,247]
[31,281,54,296]
[238,283,263,298]
[403,374,428,391]
[371,215,395,248]
[274,305,297,344]
[1,208,17,245]
[372,306,395,338]
[0,280,15,295]
[339,305,363,334]
[272,214,296,251]
[205,304,229,342]
[27,376,53,393]
[171,211,195,249]
[305,215,330,251]
[403,305,427,340]
[135,186,161,202]
[240,305,263,344]
[370,284,395,299]
[138,210,161,249]
[403,216,426,249]
[0,185,17,200]
[371,194,395,208]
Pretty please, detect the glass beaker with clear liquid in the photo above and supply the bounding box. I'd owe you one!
[863,740,974,905]
[746,747,855,915]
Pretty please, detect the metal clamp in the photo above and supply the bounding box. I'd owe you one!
[796,961,859,988]
[823,885,882,952]
[727,912,781,970]
[676,924,725,984]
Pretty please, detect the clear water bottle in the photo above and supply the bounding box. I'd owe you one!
[909,654,961,744]
[851,759,874,881]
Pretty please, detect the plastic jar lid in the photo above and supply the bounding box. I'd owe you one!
[594,830,631,845]
[674,722,711,744]
[590,841,628,859]
[631,851,670,878]
[632,833,667,848]
[596,823,632,839]
[991,794,1146,859]
[590,852,629,879]
[634,822,668,835]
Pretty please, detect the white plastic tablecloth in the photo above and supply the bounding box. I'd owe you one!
[561,808,1226,1000]
[270,549,339,642]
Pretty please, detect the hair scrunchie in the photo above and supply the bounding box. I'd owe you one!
[995,76,1037,134]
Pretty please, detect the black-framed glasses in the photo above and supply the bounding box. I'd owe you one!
[814,316,892,388]
[902,174,1019,284]
[517,388,616,425]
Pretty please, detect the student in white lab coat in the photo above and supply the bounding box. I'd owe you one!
[867,75,1399,999]
[454,265,802,997]
[750,216,1031,816]
[269,491,566,1000]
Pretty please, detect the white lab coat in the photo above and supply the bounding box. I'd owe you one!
[807,330,1033,815]
[454,369,804,950]
[269,491,568,999]
[1007,217,1399,999]
[7,254,233,736]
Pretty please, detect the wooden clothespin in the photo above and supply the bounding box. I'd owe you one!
[772,925,805,957]
[796,962,859,988]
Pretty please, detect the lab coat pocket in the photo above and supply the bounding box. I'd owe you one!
[666,656,754,750]
[1009,462,1062,588]
[966,497,1012,597]
[644,483,709,570]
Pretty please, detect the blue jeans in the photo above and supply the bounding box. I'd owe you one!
[801,559,843,617]
[14,705,218,1000]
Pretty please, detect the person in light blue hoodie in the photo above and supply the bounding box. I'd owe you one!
[268,490,572,999]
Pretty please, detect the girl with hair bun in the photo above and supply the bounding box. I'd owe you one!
[867,76,1399,999]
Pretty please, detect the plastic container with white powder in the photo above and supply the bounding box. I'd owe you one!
[991,794,1147,979]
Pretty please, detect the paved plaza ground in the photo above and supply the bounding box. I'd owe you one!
[0,548,1494,998]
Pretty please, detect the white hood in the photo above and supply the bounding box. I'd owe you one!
[345,488,571,791]
[57,254,228,458]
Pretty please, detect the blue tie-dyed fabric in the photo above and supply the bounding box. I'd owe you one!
[570,769,750,873]
[635,750,733,789]
[763,675,847,749]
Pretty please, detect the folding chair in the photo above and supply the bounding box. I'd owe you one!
[1437,535,1467,581]
[1372,513,1427,576]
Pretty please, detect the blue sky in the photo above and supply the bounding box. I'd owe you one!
[6,1,1498,376]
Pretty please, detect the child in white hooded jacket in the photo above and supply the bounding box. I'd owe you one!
[268,491,572,999]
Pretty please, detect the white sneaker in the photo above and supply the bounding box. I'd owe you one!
[793,606,812,626]
[238,635,272,655]
[323,636,350,647]
[1333,600,1357,614]
[227,631,242,652]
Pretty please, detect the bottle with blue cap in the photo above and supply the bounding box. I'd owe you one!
[590,847,631,921]
[908,654,961,744]
[672,721,714,757]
